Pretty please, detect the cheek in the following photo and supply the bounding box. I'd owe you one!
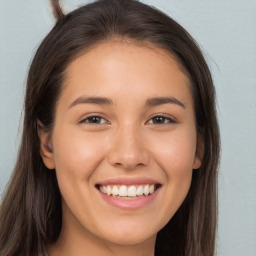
[149,128,196,212]
[52,127,105,183]
[151,127,197,174]
[156,138,194,194]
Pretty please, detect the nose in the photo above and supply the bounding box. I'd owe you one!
[107,125,150,170]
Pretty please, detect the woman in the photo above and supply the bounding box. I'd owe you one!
[0,0,220,255]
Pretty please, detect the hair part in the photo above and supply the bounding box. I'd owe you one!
[0,1,220,255]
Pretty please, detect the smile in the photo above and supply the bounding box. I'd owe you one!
[98,184,158,198]
[95,182,161,209]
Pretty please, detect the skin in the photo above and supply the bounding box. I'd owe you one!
[39,40,203,256]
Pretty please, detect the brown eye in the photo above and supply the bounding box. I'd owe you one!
[80,116,109,124]
[148,116,176,125]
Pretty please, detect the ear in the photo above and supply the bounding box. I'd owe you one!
[193,133,204,170]
[37,120,55,170]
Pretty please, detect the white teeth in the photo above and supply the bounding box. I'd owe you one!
[99,184,158,197]
[119,185,128,196]
[107,185,112,196]
[127,186,137,197]
[136,185,144,196]
[149,184,154,194]
[144,184,149,195]
[112,185,119,196]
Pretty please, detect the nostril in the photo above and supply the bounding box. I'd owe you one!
[113,161,147,170]
[107,142,150,169]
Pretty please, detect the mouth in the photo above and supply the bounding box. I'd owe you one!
[95,183,162,209]
[96,184,161,199]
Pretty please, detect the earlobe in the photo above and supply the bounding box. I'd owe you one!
[193,133,204,170]
[37,120,55,170]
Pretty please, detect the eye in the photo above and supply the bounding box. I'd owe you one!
[79,116,109,125]
[147,115,176,125]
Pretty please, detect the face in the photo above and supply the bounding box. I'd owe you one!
[39,41,202,247]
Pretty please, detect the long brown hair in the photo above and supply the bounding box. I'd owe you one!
[0,0,220,255]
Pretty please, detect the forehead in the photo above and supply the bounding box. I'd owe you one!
[61,40,193,107]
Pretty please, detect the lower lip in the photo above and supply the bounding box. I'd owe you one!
[97,188,160,210]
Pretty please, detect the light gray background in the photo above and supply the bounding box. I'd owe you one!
[0,0,255,255]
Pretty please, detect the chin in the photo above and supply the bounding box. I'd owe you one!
[97,220,159,246]
[103,231,155,246]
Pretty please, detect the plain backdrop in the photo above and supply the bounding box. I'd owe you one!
[0,0,255,255]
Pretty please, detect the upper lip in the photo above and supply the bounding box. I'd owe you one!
[95,177,161,186]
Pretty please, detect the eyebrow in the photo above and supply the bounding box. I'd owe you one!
[146,97,185,109]
[69,96,113,109]
[68,96,185,109]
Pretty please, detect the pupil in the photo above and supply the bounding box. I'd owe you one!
[91,117,100,123]
[154,116,164,124]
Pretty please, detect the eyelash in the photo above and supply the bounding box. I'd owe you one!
[147,115,177,125]
[79,115,176,125]
[79,115,109,125]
